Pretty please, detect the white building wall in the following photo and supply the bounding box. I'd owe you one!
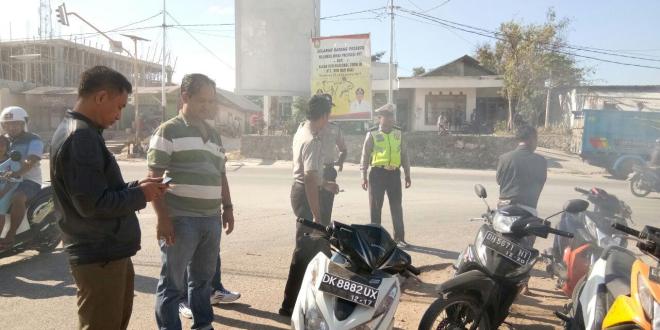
[411,88,477,131]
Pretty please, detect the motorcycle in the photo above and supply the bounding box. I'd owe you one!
[0,185,61,258]
[292,218,420,330]
[418,184,584,330]
[558,223,660,330]
[630,164,660,197]
[603,223,660,329]
[547,186,632,297]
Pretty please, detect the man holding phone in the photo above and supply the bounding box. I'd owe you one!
[148,74,235,330]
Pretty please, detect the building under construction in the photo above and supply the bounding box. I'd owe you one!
[0,38,167,87]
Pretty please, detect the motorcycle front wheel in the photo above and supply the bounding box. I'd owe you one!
[418,294,490,330]
[630,174,651,197]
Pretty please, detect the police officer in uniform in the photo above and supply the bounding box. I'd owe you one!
[320,94,347,223]
[360,103,411,246]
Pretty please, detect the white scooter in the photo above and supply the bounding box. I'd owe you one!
[558,231,636,329]
[292,219,419,330]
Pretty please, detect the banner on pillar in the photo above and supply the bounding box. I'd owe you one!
[311,34,372,120]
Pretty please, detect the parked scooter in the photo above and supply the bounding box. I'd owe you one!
[0,186,61,258]
[557,223,660,329]
[546,187,632,297]
[603,223,660,329]
[630,164,660,197]
[292,218,420,330]
[418,184,584,330]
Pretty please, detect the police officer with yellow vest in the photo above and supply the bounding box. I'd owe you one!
[360,103,411,246]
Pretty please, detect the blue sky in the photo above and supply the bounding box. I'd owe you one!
[2,0,660,90]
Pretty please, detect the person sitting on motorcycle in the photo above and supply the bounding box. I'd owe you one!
[0,106,44,250]
[0,136,22,239]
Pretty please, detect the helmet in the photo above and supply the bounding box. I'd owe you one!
[0,106,28,124]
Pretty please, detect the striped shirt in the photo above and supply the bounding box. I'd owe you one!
[148,114,226,217]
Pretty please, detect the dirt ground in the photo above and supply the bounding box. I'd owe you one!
[394,261,567,330]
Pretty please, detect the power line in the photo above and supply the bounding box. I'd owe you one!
[423,0,452,13]
[395,13,476,47]
[402,8,660,63]
[399,9,660,70]
[169,23,234,27]
[406,0,424,11]
[320,7,386,20]
[166,12,234,70]
[109,12,163,31]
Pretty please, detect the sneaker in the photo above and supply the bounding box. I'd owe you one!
[211,288,241,304]
[178,301,192,319]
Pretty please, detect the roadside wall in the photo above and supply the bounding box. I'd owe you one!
[241,133,519,169]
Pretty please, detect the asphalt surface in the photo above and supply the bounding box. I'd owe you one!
[0,160,657,329]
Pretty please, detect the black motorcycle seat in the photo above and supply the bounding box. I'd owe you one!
[604,248,636,298]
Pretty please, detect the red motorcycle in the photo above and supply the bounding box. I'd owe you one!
[545,187,631,297]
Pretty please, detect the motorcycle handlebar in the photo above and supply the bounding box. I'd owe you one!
[612,223,641,238]
[574,187,590,195]
[297,218,330,233]
[547,227,574,238]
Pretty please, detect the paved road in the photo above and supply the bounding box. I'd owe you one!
[0,160,657,329]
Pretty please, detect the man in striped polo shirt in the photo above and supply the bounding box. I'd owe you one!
[149,74,235,330]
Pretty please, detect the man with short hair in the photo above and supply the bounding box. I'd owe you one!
[496,125,547,213]
[150,73,235,330]
[0,106,44,249]
[319,94,347,223]
[360,104,412,247]
[50,65,167,329]
[279,95,339,317]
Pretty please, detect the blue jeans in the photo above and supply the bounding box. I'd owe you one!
[155,216,221,330]
[182,254,223,302]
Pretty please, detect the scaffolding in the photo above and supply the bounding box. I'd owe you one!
[0,38,164,88]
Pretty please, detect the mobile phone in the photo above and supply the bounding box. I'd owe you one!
[162,177,173,185]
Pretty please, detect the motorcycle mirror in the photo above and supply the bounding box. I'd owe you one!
[474,184,487,199]
[564,199,589,214]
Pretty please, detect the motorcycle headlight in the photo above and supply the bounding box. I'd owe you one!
[374,285,398,317]
[304,289,329,330]
[637,273,655,322]
[493,213,520,234]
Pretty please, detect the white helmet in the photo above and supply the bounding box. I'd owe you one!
[0,106,28,124]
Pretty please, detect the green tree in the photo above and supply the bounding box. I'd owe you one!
[412,66,426,76]
[475,9,588,129]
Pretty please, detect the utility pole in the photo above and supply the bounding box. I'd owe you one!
[388,0,395,105]
[161,0,167,123]
[122,34,149,155]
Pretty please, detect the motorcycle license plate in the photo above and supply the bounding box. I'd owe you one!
[483,231,533,266]
[318,263,380,308]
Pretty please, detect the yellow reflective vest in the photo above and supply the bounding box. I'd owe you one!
[370,128,402,167]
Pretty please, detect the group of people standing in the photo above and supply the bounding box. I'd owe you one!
[49,67,239,330]
[22,63,551,330]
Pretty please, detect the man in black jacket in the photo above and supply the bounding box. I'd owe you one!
[50,66,167,330]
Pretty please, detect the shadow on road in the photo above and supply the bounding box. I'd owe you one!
[401,262,453,299]
[402,244,459,261]
[0,249,158,299]
[219,303,289,327]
